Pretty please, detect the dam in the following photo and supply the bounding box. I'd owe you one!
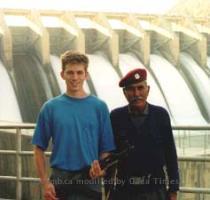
[0,8,210,200]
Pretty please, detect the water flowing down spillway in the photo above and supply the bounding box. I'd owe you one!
[208,57,210,70]
[150,54,206,125]
[50,55,90,94]
[180,52,210,122]
[12,55,53,122]
[0,61,22,122]
[88,52,127,110]
[119,53,171,117]
[1,52,208,125]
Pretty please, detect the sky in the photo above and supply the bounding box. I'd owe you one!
[0,0,178,14]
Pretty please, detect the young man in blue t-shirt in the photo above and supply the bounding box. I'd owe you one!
[32,50,115,200]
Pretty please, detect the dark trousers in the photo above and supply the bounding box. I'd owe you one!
[110,187,167,200]
[50,168,102,200]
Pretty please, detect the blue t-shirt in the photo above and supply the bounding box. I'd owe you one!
[32,94,115,171]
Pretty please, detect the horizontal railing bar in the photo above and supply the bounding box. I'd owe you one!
[0,176,17,180]
[1,124,210,130]
[20,177,39,182]
[0,176,39,182]
[1,176,210,194]
[0,150,209,161]
[0,150,51,155]
[172,126,210,130]
[1,149,210,162]
[0,150,17,154]
[180,187,210,194]
[178,156,210,162]
[0,124,35,129]
[0,198,15,200]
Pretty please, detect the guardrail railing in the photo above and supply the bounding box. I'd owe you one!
[0,124,210,199]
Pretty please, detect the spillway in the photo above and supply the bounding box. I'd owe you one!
[88,52,127,110]
[150,54,206,125]
[0,60,22,122]
[12,54,53,122]
[180,52,210,123]
[208,57,210,70]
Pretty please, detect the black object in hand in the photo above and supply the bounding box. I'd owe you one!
[81,143,134,179]
[99,143,134,170]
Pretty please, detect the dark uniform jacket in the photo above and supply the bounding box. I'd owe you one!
[110,103,179,193]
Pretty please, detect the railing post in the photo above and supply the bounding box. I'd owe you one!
[16,128,22,200]
[204,131,207,155]
[182,130,186,155]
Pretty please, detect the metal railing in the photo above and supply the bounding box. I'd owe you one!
[0,124,210,199]
[0,124,36,200]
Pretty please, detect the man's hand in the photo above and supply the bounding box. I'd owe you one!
[43,181,57,200]
[89,160,105,179]
[34,146,56,199]
[168,192,177,200]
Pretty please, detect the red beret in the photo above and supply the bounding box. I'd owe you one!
[119,68,147,87]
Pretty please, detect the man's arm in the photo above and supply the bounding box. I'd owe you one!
[34,146,48,184]
[34,146,57,200]
[89,152,110,179]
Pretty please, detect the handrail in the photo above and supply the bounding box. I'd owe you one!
[180,187,210,194]
[0,123,35,129]
[172,125,210,131]
[1,150,210,161]
[0,124,210,199]
[1,124,210,129]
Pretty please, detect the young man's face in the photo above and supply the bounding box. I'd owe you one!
[123,81,150,111]
[61,63,88,94]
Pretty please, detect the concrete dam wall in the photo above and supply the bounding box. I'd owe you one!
[0,9,210,124]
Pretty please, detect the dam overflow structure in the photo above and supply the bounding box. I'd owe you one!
[0,9,210,124]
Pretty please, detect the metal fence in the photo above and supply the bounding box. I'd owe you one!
[0,124,210,199]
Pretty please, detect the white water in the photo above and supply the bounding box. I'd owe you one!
[208,57,210,70]
[88,52,127,110]
[180,52,210,121]
[119,53,169,111]
[150,54,206,125]
[50,55,90,94]
[0,61,22,122]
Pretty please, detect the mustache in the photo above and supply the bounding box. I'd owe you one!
[130,96,144,103]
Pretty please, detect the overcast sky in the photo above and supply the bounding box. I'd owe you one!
[0,0,178,14]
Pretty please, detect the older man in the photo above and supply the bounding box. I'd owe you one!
[110,68,179,200]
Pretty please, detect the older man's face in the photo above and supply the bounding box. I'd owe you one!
[123,81,150,111]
